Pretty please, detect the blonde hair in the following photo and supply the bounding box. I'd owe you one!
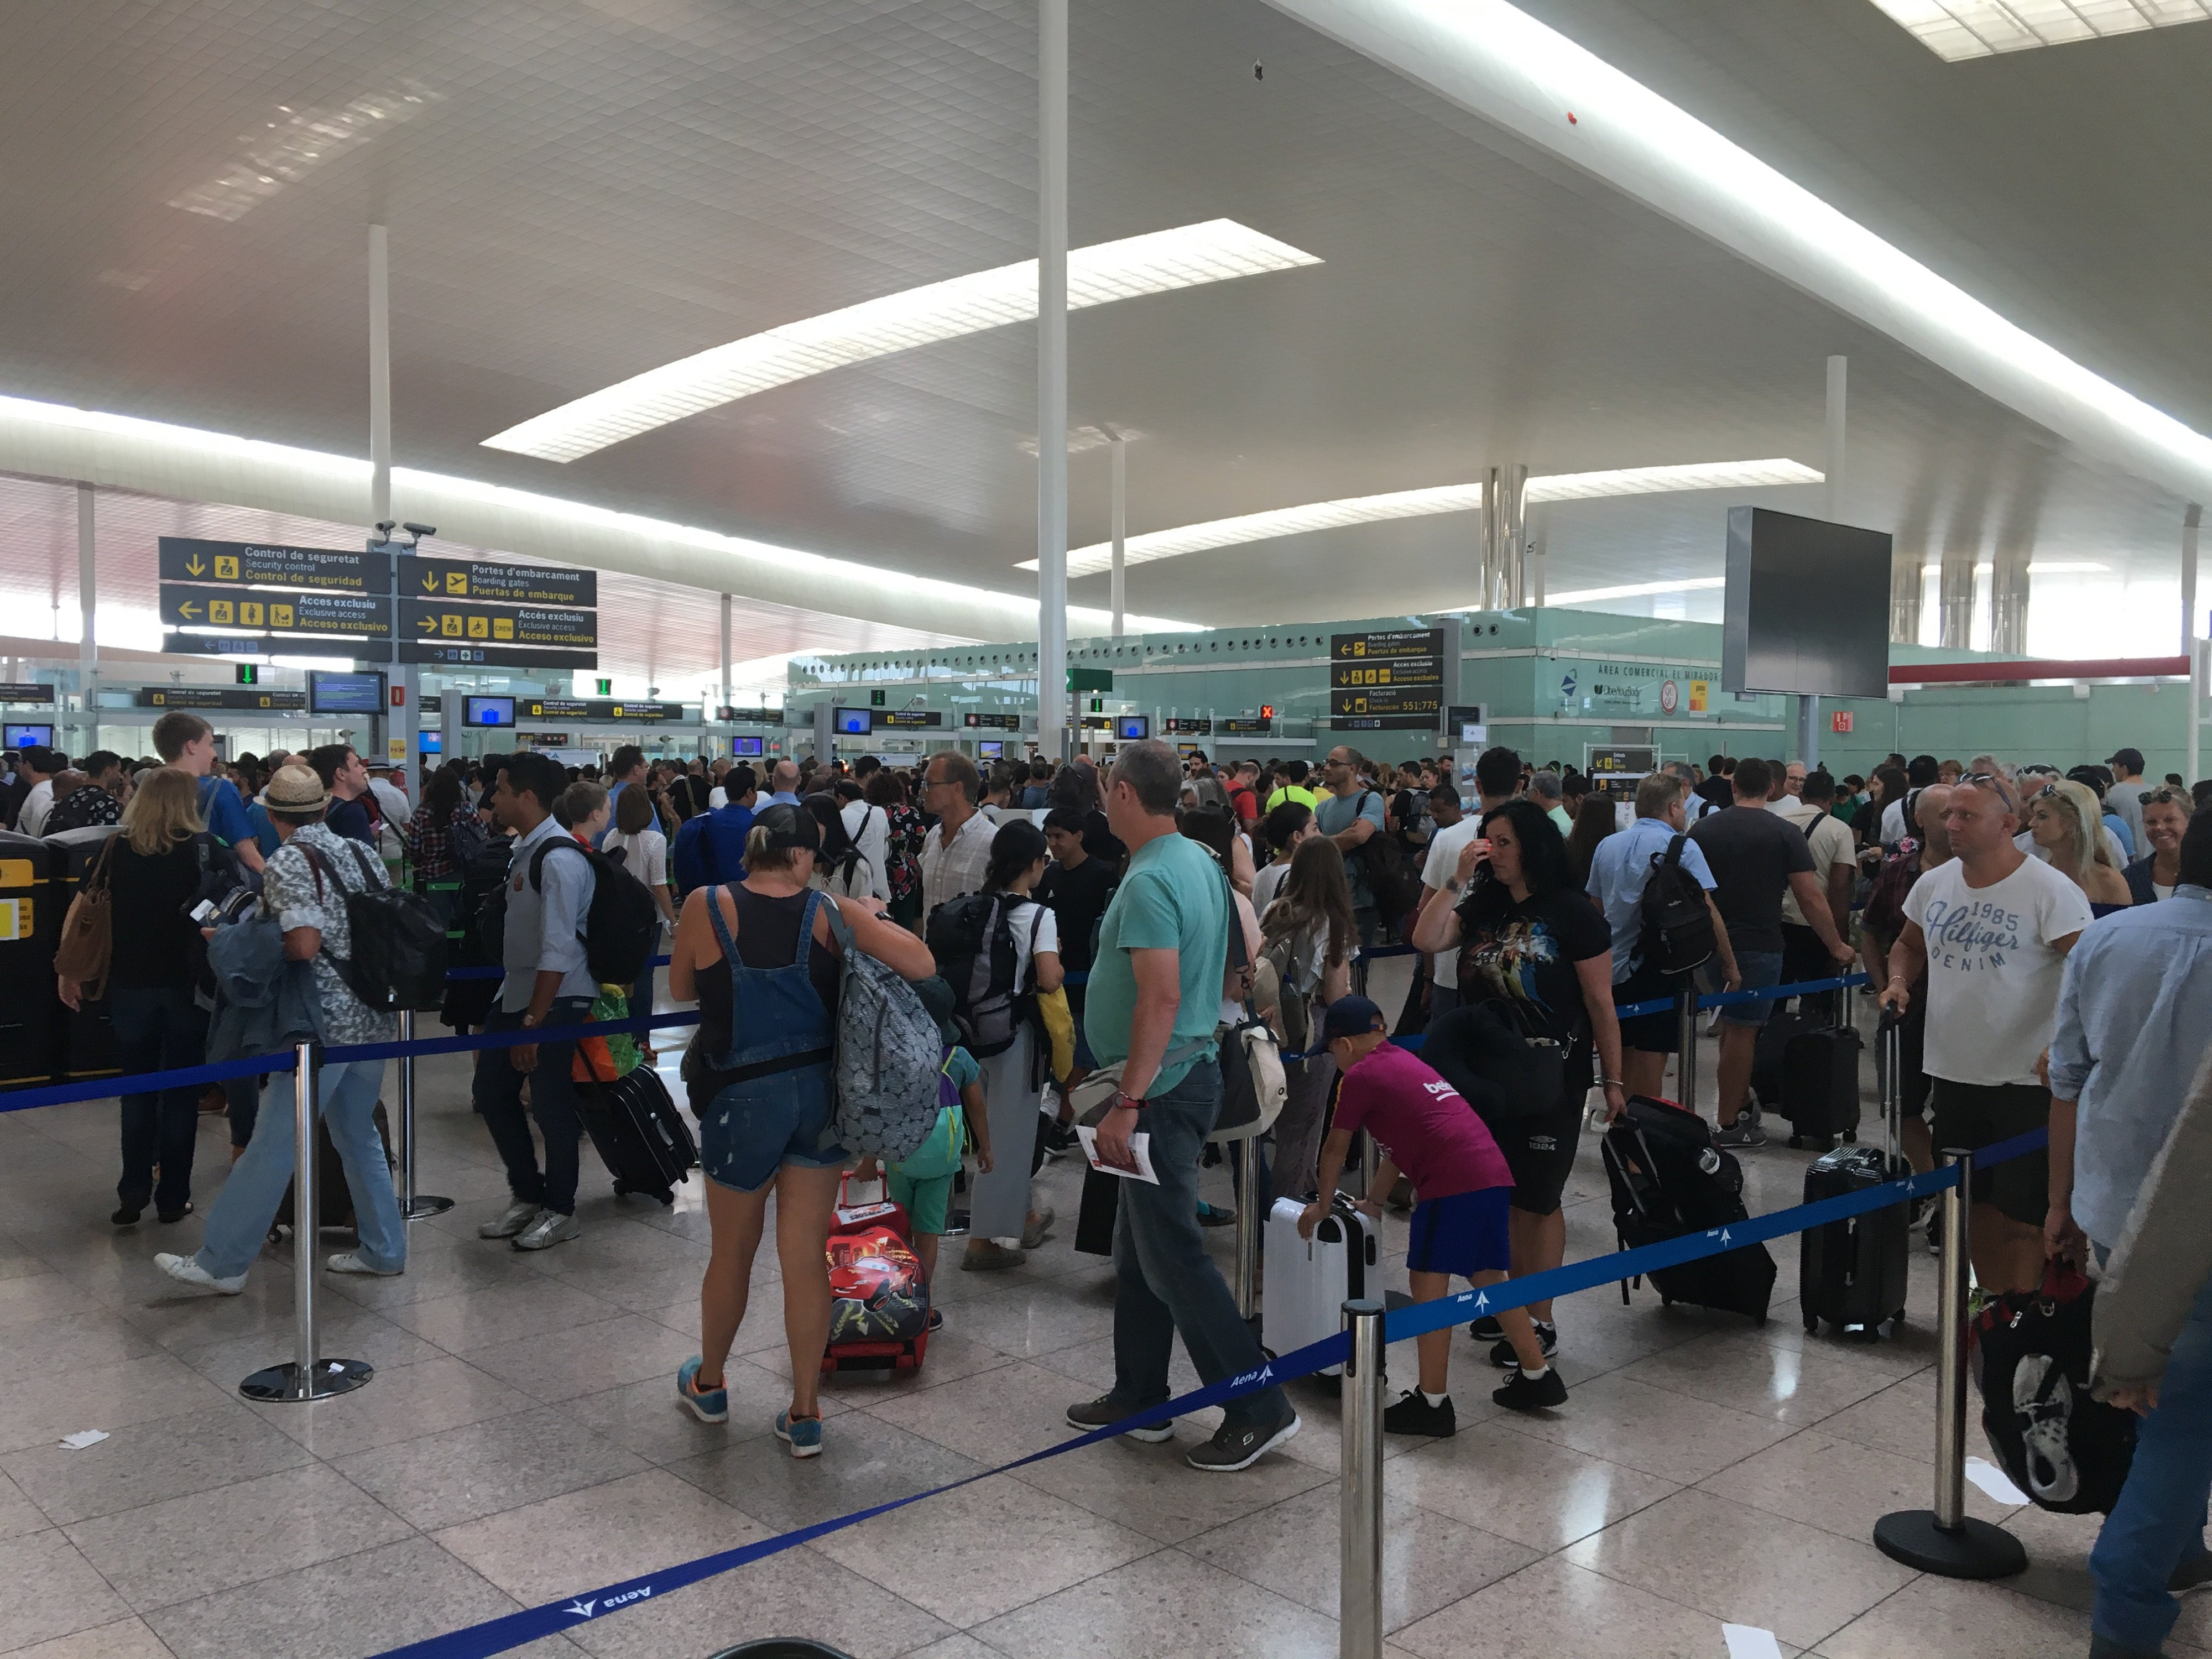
[120,766,204,857]
[2034,779,2110,872]
[742,822,805,874]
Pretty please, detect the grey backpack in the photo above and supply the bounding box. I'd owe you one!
[820,898,945,1162]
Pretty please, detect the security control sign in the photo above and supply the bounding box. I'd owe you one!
[161,586,394,643]
[158,537,387,593]
[876,710,942,729]
[517,697,687,723]
[403,558,597,609]
[401,598,596,653]
[133,686,308,711]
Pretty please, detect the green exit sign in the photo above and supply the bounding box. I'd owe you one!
[1069,667,1113,692]
[234,663,258,685]
[870,689,886,706]
[596,678,612,696]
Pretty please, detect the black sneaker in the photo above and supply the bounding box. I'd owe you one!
[1185,1411,1301,1472]
[1468,1314,1503,1342]
[2171,1549,2212,1595]
[1491,1367,1568,1412]
[1038,1120,1077,1161]
[1065,1394,1174,1443]
[1490,1320,1558,1369]
[1926,1212,1943,1256]
[1383,1389,1455,1438]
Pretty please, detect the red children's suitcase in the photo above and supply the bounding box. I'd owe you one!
[820,1177,932,1376]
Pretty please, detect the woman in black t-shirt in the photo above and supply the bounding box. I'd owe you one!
[1408,797,1625,1369]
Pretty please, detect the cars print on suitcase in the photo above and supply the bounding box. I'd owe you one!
[821,1176,931,1376]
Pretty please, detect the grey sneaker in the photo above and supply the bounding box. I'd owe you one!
[1019,1208,1056,1250]
[511,1210,581,1251]
[1186,1411,1300,1472]
[327,1252,403,1277]
[1066,1394,1175,1443]
[478,1200,541,1239]
[155,1252,246,1296]
[1714,1120,1767,1150]
[961,1240,1026,1272]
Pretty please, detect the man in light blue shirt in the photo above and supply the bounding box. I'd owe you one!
[1587,771,1738,1099]
[764,759,804,806]
[2047,821,2212,1258]
[1315,745,1389,954]
[471,750,600,1252]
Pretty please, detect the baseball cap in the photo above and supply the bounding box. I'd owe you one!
[2107,747,2145,773]
[1320,995,1386,1045]
[752,801,820,852]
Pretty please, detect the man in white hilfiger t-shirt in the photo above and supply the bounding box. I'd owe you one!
[1879,770,2091,1295]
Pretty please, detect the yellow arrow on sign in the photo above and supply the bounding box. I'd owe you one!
[418,615,436,632]
[185,556,206,576]
[178,600,200,620]
[421,573,439,592]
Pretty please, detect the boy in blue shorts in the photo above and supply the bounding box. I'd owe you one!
[854,978,992,1317]
[1300,997,1565,1432]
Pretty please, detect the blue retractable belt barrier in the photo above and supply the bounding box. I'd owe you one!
[445,952,672,982]
[366,1126,2051,1659]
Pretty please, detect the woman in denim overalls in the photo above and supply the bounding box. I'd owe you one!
[665,804,936,1455]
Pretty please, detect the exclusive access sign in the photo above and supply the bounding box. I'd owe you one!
[401,598,597,653]
[159,586,394,642]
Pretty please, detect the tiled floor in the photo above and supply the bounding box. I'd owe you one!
[0,967,2166,1659]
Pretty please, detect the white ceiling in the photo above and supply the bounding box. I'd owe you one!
[0,0,2200,672]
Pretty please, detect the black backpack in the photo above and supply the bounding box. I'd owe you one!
[528,838,659,987]
[1348,789,1421,925]
[299,838,450,1013]
[924,890,1041,1058]
[1639,833,1715,977]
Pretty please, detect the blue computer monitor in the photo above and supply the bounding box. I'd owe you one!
[4,723,53,749]
[1116,714,1150,740]
[834,707,872,735]
[734,735,764,757]
[978,739,1003,758]
[418,732,442,754]
[464,696,514,727]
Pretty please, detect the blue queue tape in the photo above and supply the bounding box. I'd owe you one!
[366,1125,2045,1659]
[1613,972,1870,1022]
[0,1050,298,1115]
[444,952,672,982]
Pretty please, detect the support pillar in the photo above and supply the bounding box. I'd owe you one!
[2188,505,2202,786]
[1109,428,1126,640]
[1034,0,1070,759]
[76,484,96,719]
[369,225,418,780]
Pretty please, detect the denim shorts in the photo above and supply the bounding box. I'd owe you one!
[1406,1186,1513,1279]
[698,1062,847,1193]
[1719,951,1786,1027]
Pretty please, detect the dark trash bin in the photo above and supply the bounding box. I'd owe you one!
[707,1644,855,1659]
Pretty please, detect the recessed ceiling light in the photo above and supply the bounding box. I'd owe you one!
[1020,458,1819,576]
[169,85,439,221]
[484,220,1321,463]
[1864,0,2209,61]
[1538,577,1729,606]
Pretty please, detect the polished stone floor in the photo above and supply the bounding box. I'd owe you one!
[0,968,2168,1659]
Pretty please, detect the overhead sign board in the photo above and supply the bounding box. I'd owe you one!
[1164,718,1213,734]
[1331,714,1442,732]
[161,586,394,643]
[134,686,309,711]
[1218,717,1272,735]
[875,710,942,729]
[1329,686,1441,721]
[0,684,54,705]
[400,641,597,670]
[401,598,596,653]
[716,706,779,724]
[1332,629,1443,666]
[963,712,1020,730]
[518,697,688,723]
[158,536,387,593]
[403,557,597,609]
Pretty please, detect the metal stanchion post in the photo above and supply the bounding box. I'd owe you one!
[1234,1135,1261,1322]
[241,1041,373,1404]
[1339,1297,1384,1659]
[397,1010,451,1219]
[1873,1149,2025,1576]
[1676,985,1698,1110]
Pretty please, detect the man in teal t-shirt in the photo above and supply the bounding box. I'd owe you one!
[1066,739,1298,1474]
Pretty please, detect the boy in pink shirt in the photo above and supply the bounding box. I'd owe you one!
[1299,997,1564,1431]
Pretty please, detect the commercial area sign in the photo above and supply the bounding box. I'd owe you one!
[403,557,598,609]
[160,586,394,642]
[158,537,387,593]
[518,697,687,723]
[1553,659,1733,720]
[133,687,309,711]
[401,598,597,652]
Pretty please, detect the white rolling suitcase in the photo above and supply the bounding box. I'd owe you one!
[1261,1193,1377,1376]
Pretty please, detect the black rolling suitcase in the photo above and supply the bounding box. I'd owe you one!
[440,837,512,1031]
[1774,985,1864,1150]
[1603,1094,1775,1325]
[578,1062,697,1206]
[1799,1008,1910,1338]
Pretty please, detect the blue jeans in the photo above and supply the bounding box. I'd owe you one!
[110,984,209,1213]
[196,1058,403,1280]
[472,998,593,1215]
[2093,1268,2212,1653]
[1111,1063,1290,1433]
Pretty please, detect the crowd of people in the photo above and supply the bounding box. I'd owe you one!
[9,722,2212,1642]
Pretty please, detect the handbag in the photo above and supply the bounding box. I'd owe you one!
[54,836,117,999]
[1422,998,1570,1122]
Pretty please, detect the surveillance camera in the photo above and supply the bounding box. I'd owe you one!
[647,686,660,698]
[374,520,397,536]
[402,522,437,540]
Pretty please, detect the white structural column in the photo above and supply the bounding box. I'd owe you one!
[2187,503,2202,786]
[1034,0,1070,758]
[76,483,96,700]
[719,592,733,721]
[1109,427,1127,639]
[370,225,416,774]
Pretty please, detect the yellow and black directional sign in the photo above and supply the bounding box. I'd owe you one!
[1329,685,1442,719]
[403,557,596,608]
[160,585,394,641]
[158,537,387,593]
[400,598,597,651]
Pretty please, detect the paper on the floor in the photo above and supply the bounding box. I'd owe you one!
[1966,1455,2031,1505]
[58,1430,108,1449]
[1075,1126,1160,1183]
[1721,1625,1783,1659]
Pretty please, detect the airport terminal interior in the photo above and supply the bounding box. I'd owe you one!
[3,2,2212,1656]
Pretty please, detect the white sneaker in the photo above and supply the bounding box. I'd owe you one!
[327,1252,403,1277]
[156,1251,246,1296]
[512,1210,581,1251]
[478,1199,540,1239]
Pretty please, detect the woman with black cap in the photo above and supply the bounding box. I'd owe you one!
[665,801,935,1457]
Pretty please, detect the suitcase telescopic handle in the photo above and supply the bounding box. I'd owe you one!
[1877,1006,1903,1171]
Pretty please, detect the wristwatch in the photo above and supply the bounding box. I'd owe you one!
[1111,1089,1147,1113]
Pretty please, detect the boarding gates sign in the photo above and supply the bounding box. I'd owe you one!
[1329,628,1444,729]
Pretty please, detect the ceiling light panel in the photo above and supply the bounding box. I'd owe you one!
[1865,0,2211,61]
[1026,458,1818,577]
[484,220,1320,463]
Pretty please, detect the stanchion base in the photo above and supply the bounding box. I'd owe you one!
[404,1195,454,1219]
[1872,1510,2027,1578]
[239,1357,374,1404]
